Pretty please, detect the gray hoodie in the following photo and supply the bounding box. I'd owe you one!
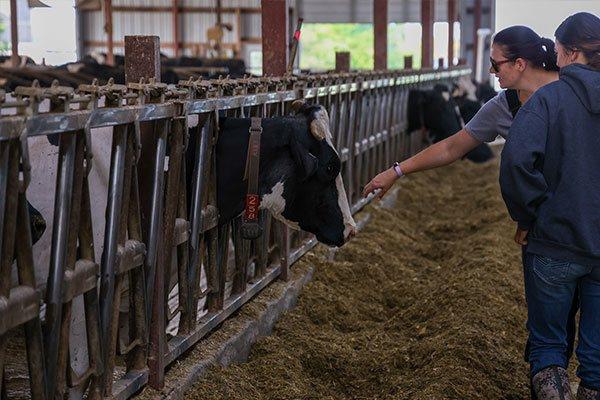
[500,63,600,265]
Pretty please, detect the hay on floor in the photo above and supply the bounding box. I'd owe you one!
[186,160,531,400]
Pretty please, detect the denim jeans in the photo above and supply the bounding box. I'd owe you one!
[523,251,600,390]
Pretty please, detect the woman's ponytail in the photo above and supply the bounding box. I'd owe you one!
[540,37,559,71]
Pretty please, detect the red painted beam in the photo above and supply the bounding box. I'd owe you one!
[103,0,114,65]
[421,0,434,68]
[448,0,457,66]
[261,0,288,76]
[373,0,388,70]
[172,0,181,57]
[10,0,18,67]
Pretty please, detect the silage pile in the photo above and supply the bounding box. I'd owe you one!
[187,160,530,400]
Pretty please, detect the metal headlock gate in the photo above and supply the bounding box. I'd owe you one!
[0,66,470,400]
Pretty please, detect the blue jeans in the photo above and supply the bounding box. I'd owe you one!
[523,252,600,390]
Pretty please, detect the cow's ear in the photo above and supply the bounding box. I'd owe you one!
[289,138,318,181]
[290,100,307,115]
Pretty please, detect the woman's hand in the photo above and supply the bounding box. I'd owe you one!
[362,167,399,199]
[514,226,529,245]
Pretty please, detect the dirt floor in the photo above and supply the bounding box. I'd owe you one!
[186,159,532,399]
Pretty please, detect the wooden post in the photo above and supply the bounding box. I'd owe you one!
[473,0,482,71]
[335,51,351,72]
[10,0,18,67]
[172,0,181,57]
[373,0,388,70]
[124,36,161,83]
[448,0,457,66]
[103,0,114,65]
[261,0,288,76]
[124,35,163,389]
[421,0,434,68]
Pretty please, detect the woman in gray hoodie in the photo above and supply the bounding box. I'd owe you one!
[500,12,600,400]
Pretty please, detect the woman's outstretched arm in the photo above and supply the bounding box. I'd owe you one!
[362,129,483,198]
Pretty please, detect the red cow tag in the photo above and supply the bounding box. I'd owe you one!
[244,194,259,221]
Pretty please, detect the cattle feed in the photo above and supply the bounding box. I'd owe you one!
[260,181,300,230]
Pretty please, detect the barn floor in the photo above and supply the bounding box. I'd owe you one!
[184,159,538,400]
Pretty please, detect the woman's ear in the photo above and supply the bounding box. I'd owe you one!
[571,49,585,64]
[514,57,527,71]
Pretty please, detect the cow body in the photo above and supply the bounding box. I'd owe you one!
[217,105,356,247]
[407,83,494,163]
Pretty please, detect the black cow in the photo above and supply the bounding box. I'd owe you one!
[407,84,494,163]
[216,103,356,247]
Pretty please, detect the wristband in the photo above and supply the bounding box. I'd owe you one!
[393,162,404,178]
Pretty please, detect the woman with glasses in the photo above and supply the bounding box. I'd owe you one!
[500,12,600,399]
[363,25,558,198]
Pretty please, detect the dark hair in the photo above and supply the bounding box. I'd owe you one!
[493,25,559,71]
[555,12,600,70]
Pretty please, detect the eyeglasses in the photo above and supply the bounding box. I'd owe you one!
[489,57,513,73]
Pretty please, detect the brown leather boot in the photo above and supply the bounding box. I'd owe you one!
[577,385,600,400]
[532,366,574,400]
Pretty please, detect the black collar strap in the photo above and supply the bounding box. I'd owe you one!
[241,117,263,239]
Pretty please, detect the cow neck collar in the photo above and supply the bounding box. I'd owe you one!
[241,117,263,239]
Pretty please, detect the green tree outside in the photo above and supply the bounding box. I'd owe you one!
[0,17,9,53]
[299,23,422,71]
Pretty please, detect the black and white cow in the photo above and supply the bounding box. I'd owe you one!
[216,102,356,247]
[407,83,494,163]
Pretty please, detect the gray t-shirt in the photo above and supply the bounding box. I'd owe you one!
[464,90,514,142]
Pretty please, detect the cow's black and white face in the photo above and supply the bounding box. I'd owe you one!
[259,105,356,247]
[216,103,356,247]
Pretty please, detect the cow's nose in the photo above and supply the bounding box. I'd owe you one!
[345,226,357,241]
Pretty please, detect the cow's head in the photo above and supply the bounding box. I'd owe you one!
[275,101,357,247]
[216,102,357,247]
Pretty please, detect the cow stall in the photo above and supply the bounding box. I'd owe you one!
[0,66,470,399]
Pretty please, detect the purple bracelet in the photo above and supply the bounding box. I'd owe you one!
[393,162,404,178]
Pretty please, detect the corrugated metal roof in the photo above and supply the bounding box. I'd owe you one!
[298,0,449,23]
[242,13,261,38]
[180,0,261,8]
[112,0,171,7]
[113,11,174,41]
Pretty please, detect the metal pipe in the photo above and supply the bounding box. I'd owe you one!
[187,117,211,321]
[287,18,303,75]
[144,124,167,317]
[0,144,10,262]
[99,125,127,372]
[44,133,77,399]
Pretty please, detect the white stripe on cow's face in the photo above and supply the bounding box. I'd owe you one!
[335,174,357,238]
[313,107,357,238]
[312,108,336,150]
[456,75,477,101]
[260,181,300,230]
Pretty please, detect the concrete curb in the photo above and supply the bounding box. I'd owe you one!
[153,266,315,400]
